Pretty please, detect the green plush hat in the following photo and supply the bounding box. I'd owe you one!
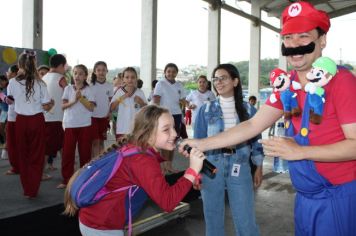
[312,56,337,76]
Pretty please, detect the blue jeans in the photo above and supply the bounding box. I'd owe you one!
[201,153,260,236]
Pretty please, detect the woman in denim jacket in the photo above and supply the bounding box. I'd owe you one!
[194,64,264,236]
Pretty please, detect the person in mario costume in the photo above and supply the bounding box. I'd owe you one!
[269,68,301,118]
[179,1,356,235]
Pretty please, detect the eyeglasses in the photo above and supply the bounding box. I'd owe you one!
[211,76,231,84]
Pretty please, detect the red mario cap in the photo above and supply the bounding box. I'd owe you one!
[270,68,287,84]
[281,1,330,35]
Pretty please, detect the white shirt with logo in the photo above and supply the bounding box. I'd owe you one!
[154,79,187,115]
[110,88,147,134]
[62,85,94,128]
[90,81,113,118]
[186,90,216,123]
[42,72,65,122]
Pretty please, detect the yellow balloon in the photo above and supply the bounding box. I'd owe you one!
[2,48,18,64]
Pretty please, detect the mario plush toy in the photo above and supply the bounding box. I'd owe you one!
[305,56,337,124]
[269,68,301,119]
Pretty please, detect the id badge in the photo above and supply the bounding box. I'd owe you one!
[231,164,241,177]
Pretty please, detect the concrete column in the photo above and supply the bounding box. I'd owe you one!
[278,21,287,70]
[248,0,261,100]
[140,0,157,97]
[22,0,43,49]
[207,5,221,79]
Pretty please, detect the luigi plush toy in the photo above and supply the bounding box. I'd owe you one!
[305,56,337,124]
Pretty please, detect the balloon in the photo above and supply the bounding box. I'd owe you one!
[2,48,17,64]
[42,52,50,66]
[48,48,57,56]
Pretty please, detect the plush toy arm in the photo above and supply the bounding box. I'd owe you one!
[269,93,277,103]
[315,87,325,97]
[305,82,316,94]
[292,81,302,90]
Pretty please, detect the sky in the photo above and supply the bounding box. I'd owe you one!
[1,0,355,70]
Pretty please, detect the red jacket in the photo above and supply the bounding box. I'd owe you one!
[79,144,192,230]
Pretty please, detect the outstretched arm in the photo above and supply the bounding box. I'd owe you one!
[180,105,283,152]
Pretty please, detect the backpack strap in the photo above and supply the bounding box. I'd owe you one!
[126,185,141,236]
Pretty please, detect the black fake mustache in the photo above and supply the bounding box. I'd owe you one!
[281,42,315,56]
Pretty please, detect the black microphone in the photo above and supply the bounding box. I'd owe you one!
[176,139,217,177]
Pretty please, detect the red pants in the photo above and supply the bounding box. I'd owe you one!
[45,121,64,156]
[6,121,19,173]
[185,110,192,126]
[91,117,109,140]
[16,113,46,197]
[61,126,92,184]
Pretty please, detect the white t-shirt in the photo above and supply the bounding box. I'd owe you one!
[7,103,16,122]
[154,79,187,115]
[62,85,94,128]
[7,79,16,122]
[90,81,113,118]
[186,89,216,123]
[42,72,65,122]
[220,96,238,131]
[110,88,147,134]
[7,78,51,116]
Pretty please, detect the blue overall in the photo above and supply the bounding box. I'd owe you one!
[280,88,299,114]
[286,93,356,236]
[307,87,325,116]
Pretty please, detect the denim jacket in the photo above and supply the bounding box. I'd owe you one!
[193,98,264,166]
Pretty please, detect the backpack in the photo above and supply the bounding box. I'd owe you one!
[69,146,153,235]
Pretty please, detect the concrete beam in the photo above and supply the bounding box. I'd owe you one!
[329,6,356,18]
[221,4,279,33]
[202,0,280,33]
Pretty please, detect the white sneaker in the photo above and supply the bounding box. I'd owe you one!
[1,149,8,160]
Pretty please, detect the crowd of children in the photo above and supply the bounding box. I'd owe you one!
[0,52,211,235]
[0,52,153,196]
[0,52,265,236]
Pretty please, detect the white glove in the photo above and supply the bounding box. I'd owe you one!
[304,82,316,94]
[269,93,277,103]
[292,81,302,90]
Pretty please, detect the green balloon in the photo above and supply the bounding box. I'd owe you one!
[42,52,50,66]
[48,48,57,56]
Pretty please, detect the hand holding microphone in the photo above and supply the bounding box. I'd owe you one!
[177,138,217,178]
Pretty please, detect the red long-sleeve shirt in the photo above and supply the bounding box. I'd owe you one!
[79,144,192,230]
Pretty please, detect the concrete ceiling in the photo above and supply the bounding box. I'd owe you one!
[239,0,356,19]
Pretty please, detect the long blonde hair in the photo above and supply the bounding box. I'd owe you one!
[63,105,170,216]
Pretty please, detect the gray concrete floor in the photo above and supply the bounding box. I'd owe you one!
[0,125,295,235]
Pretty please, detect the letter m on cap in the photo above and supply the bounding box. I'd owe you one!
[288,3,302,17]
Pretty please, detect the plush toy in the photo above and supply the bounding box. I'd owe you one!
[269,68,301,119]
[305,56,337,124]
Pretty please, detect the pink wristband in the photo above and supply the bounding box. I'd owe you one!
[185,168,201,183]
